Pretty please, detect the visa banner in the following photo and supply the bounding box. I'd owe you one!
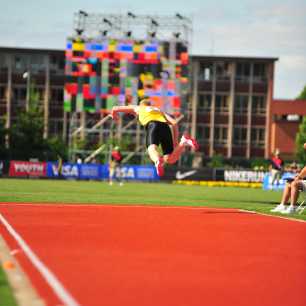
[46,163,158,181]
[111,165,159,180]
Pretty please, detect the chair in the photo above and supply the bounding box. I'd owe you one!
[297,185,306,214]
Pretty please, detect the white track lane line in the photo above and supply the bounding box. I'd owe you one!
[0,213,80,306]
[239,209,306,223]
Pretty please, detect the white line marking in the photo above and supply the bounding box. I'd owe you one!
[0,213,80,306]
[239,209,306,223]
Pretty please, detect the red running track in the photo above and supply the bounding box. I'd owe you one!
[0,203,306,306]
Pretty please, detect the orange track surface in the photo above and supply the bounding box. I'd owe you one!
[0,203,306,306]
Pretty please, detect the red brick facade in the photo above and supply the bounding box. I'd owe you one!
[269,99,306,159]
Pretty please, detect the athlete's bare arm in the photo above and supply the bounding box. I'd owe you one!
[111,106,137,120]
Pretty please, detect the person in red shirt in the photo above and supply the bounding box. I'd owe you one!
[109,146,123,186]
[269,151,284,187]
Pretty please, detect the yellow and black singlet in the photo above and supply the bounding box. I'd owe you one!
[136,105,167,126]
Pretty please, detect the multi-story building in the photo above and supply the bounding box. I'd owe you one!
[190,56,277,159]
[0,47,65,139]
[0,47,283,160]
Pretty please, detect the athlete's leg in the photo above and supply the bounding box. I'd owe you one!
[163,143,185,164]
[147,144,162,164]
[147,144,164,177]
[164,134,199,164]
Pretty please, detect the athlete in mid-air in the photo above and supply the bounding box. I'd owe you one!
[110,98,198,176]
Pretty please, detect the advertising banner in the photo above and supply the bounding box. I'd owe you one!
[162,167,214,181]
[112,165,159,181]
[47,162,80,179]
[224,170,266,182]
[9,161,47,177]
[262,172,295,190]
[46,163,158,181]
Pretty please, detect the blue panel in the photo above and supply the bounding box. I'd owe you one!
[145,45,158,52]
[118,44,133,52]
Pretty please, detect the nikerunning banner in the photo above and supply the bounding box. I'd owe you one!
[46,163,159,181]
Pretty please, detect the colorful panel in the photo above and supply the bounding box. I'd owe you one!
[65,38,189,115]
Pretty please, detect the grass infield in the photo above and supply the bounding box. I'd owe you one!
[0,178,305,221]
[0,265,17,306]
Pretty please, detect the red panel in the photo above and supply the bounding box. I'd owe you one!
[111,87,120,95]
[65,83,78,95]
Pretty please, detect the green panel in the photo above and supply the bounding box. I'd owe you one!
[76,94,84,112]
[106,95,117,109]
[64,100,71,112]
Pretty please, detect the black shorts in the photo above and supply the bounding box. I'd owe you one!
[145,121,174,155]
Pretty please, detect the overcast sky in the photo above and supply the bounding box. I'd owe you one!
[1,0,305,99]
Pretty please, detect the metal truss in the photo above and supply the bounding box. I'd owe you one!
[72,11,192,44]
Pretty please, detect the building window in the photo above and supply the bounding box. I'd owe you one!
[50,55,65,73]
[215,95,229,113]
[216,62,230,81]
[198,94,211,111]
[51,88,63,103]
[253,63,267,82]
[0,56,7,70]
[233,127,247,145]
[214,126,227,145]
[252,95,266,115]
[234,95,248,114]
[236,62,250,81]
[30,55,45,72]
[199,63,213,81]
[14,55,29,72]
[197,125,210,143]
[0,86,5,100]
[251,128,265,147]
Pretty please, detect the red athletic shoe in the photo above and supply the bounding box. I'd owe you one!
[155,157,164,177]
[180,134,199,150]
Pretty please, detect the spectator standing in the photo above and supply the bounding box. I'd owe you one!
[269,150,284,187]
[109,146,124,186]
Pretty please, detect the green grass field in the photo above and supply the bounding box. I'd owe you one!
[0,266,17,306]
[0,178,305,221]
[0,178,305,305]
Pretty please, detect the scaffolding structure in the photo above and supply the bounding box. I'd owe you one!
[67,11,193,163]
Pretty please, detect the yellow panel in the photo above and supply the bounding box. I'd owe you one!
[108,44,116,52]
[72,42,85,51]
[133,44,142,53]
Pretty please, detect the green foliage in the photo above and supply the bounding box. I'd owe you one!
[250,158,269,170]
[0,118,8,159]
[296,85,306,100]
[296,116,306,164]
[46,137,68,161]
[207,154,224,168]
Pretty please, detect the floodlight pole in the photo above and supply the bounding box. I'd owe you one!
[24,71,31,112]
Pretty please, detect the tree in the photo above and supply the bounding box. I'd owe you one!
[296,116,306,164]
[8,84,48,160]
[296,85,306,100]
[0,119,8,160]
